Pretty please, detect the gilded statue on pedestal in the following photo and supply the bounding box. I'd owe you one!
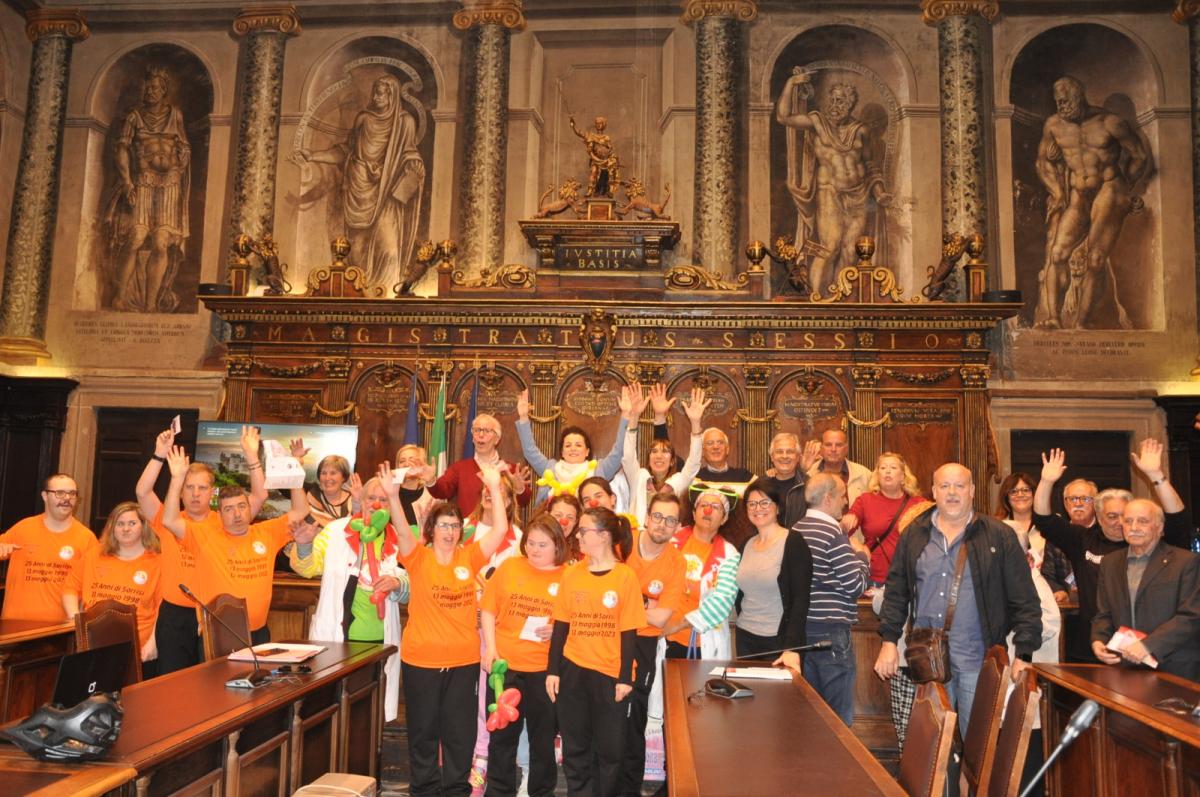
[569,115,620,197]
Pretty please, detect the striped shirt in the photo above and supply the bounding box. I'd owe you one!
[795,509,868,625]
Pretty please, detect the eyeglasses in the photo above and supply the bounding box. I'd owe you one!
[471,427,498,436]
[1007,487,1032,496]
[45,489,78,499]
[649,512,681,529]
[578,525,605,536]
[435,521,463,531]
[745,499,774,510]
[1065,496,1094,505]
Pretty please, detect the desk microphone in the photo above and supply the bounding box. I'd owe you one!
[1017,699,1099,797]
[179,584,269,689]
[704,640,834,700]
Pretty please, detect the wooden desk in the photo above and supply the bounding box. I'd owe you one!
[0,747,135,797]
[663,659,904,796]
[1035,663,1200,797]
[0,619,75,722]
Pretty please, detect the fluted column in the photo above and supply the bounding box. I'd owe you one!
[227,5,300,247]
[683,0,756,278]
[454,1,523,275]
[0,10,88,363]
[923,0,998,300]
[1176,1,1200,372]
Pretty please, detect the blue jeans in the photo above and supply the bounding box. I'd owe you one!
[947,661,981,739]
[802,623,855,726]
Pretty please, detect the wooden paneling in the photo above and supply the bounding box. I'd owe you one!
[851,598,900,765]
[0,619,75,722]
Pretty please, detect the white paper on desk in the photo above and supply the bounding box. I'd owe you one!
[519,615,550,643]
[706,666,793,681]
[1107,626,1159,668]
[391,466,411,486]
[262,439,306,490]
[229,642,326,663]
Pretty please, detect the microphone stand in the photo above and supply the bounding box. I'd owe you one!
[1017,699,1100,797]
[179,584,270,689]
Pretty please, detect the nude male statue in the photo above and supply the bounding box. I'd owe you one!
[1035,76,1148,329]
[776,69,891,294]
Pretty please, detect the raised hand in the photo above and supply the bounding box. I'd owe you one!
[1130,438,1164,478]
[1040,448,1067,484]
[289,437,310,460]
[154,429,175,458]
[479,461,502,491]
[649,383,676,421]
[377,461,401,498]
[681,386,711,428]
[240,425,261,456]
[348,472,364,505]
[801,439,822,472]
[514,463,533,495]
[290,516,321,545]
[620,383,648,421]
[167,445,190,478]
[517,389,531,421]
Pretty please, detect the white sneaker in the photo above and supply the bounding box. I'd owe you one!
[517,768,530,797]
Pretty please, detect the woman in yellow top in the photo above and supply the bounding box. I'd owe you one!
[383,460,507,797]
[480,514,568,797]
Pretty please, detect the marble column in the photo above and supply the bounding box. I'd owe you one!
[922,0,998,300]
[682,0,756,278]
[1175,1,1200,366]
[227,5,300,248]
[454,1,523,275]
[0,10,88,364]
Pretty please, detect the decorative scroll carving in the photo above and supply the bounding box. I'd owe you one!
[232,5,301,36]
[453,0,526,30]
[624,362,667,385]
[852,367,882,388]
[920,0,1000,25]
[25,9,89,41]
[959,365,990,389]
[1175,0,1200,23]
[680,0,758,23]
[257,360,321,378]
[306,237,386,298]
[811,237,914,304]
[323,358,352,380]
[885,368,955,385]
[664,265,749,291]
[735,407,778,425]
[579,309,617,376]
[451,263,535,289]
[226,356,253,377]
[846,409,892,428]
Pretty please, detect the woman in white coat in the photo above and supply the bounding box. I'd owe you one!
[621,384,709,524]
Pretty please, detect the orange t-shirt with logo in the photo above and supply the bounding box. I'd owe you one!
[667,534,713,647]
[182,516,292,631]
[480,557,565,673]
[151,506,218,607]
[0,516,97,622]
[553,562,646,679]
[66,549,161,650]
[625,536,687,638]
[399,542,488,668]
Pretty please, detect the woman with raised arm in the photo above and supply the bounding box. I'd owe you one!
[517,385,640,504]
[995,471,1073,604]
[839,453,930,588]
[545,507,645,797]
[480,514,568,797]
[385,459,507,797]
[622,384,709,524]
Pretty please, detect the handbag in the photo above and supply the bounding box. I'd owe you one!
[905,543,968,684]
[867,499,910,552]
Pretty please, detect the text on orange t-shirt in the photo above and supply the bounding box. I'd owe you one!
[625,536,687,638]
[480,556,564,672]
[182,516,292,630]
[66,549,162,651]
[552,562,646,679]
[0,516,97,622]
[399,541,488,668]
[151,506,219,608]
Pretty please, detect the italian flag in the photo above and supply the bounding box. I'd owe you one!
[429,373,448,477]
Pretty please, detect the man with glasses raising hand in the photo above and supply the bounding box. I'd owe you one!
[417,413,532,514]
[0,474,98,621]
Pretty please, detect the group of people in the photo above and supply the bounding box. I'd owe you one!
[1,383,1198,797]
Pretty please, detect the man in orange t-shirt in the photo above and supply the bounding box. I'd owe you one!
[135,424,268,673]
[162,445,314,646]
[621,493,687,795]
[0,474,97,622]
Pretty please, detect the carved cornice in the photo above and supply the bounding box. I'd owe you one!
[25,9,89,43]
[453,0,526,30]
[1174,0,1200,23]
[920,0,999,25]
[680,0,758,23]
[232,5,301,37]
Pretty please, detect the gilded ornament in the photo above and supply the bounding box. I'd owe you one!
[884,368,954,385]
[857,331,875,348]
[226,356,253,377]
[742,365,772,387]
[1174,0,1200,23]
[25,9,89,42]
[257,360,322,378]
[680,0,758,23]
[450,263,535,289]
[664,265,749,291]
[959,365,990,389]
[920,0,1000,25]
[232,5,301,36]
[452,0,526,30]
[845,409,892,429]
[324,358,353,380]
[851,367,882,387]
[311,400,357,421]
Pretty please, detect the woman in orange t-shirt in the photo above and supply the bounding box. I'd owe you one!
[384,460,507,797]
[63,501,162,669]
[480,513,567,797]
[545,507,646,797]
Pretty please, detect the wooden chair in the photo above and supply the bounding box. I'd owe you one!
[987,668,1041,797]
[201,593,251,661]
[897,682,957,797]
[74,598,142,685]
[961,645,1012,796]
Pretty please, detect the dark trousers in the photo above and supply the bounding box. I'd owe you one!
[618,635,659,796]
[250,626,270,646]
[155,599,201,675]
[557,659,628,797]
[402,661,480,797]
[664,640,690,660]
[735,628,781,659]
[801,623,855,727]
[486,668,557,797]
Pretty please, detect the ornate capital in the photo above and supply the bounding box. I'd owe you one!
[25,9,89,43]
[920,0,999,26]
[1174,0,1200,23]
[742,365,772,388]
[232,5,301,37]
[680,0,758,23]
[959,365,991,389]
[453,0,526,31]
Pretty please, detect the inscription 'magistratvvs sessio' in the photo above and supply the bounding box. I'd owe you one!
[556,245,644,270]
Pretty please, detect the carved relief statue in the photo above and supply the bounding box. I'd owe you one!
[1034,75,1150,330]
[617,178,671,220]
[103,65,190,312]
[569,115,620,197]
[776,68,892,295]
[298,75,426,289]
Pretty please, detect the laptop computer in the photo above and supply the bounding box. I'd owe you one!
[51,642,135,707]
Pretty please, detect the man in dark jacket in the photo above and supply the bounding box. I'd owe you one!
[874,463,1042,735]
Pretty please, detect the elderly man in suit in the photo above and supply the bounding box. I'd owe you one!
[1092,499,1200,680]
